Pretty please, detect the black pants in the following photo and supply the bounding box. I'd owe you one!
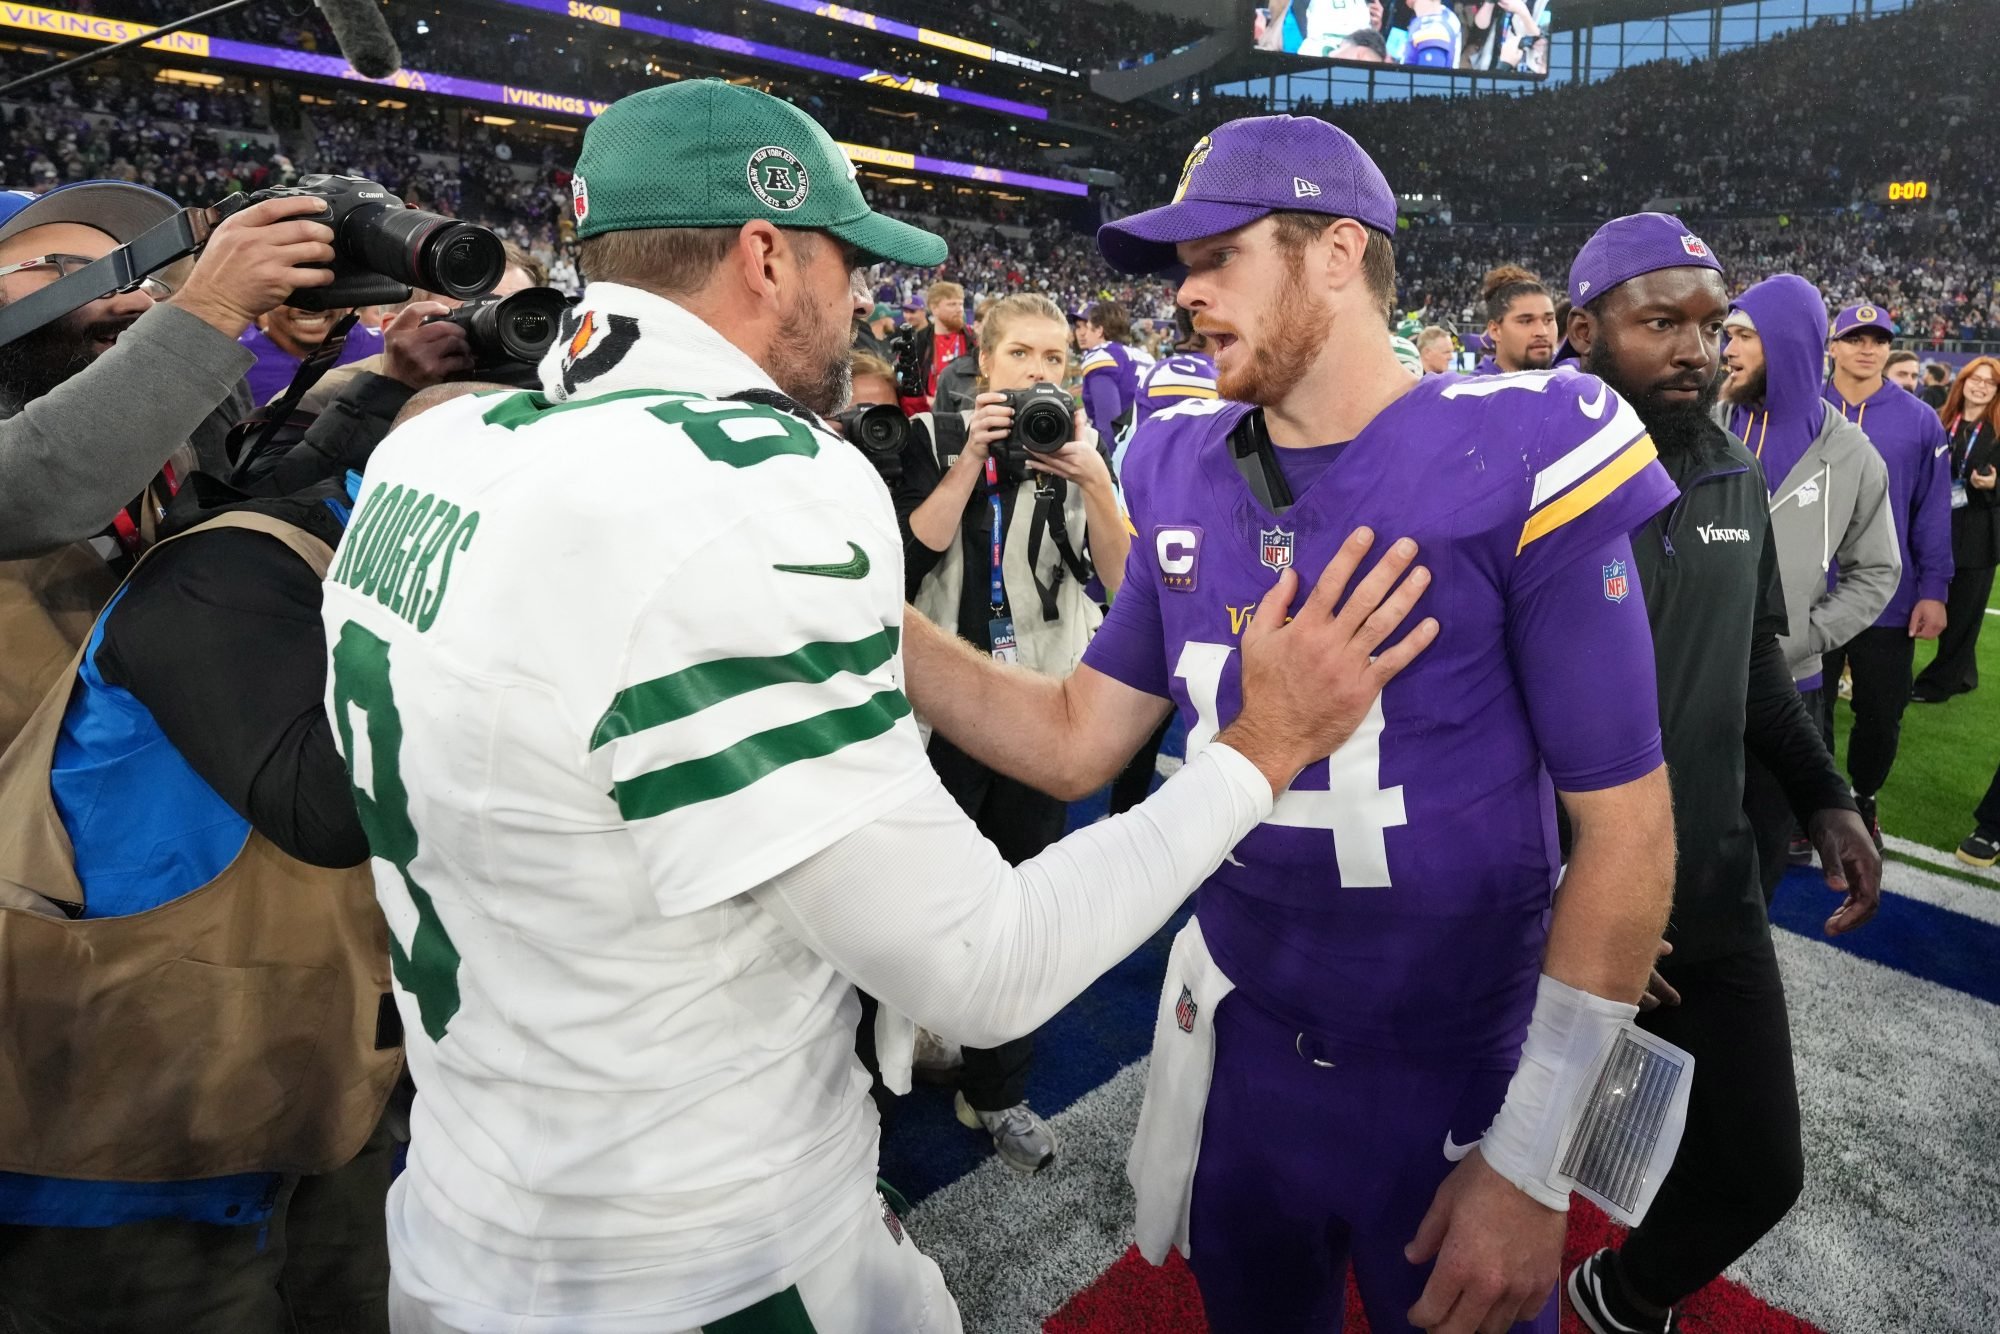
[1973,759,2000,838]
[0,1116,394,1334]
[1823,624,1916,798]
[928,733,1069,1111]
[1109,716,1172,816]
[1915,564,1995,698]
[1613,936,1805,1309]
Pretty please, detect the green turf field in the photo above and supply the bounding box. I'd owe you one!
[1827,592,2000,859]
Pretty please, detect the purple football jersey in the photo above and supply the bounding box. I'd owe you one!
[1137,352,1219,426]
[1087,368,1679,1063]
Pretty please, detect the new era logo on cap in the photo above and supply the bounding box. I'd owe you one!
[1293,177,1321,199]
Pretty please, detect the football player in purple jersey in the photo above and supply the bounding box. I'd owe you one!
[903,115,1681,1334]
[1475,264,1559,374]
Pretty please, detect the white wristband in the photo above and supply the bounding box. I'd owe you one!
[1478,974,1639,1212]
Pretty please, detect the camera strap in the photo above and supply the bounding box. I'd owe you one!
[1025,480,1092,624]
[1228,408,1295,516]
[235,312,363,473]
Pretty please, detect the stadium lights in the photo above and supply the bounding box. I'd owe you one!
[155,67,224,86]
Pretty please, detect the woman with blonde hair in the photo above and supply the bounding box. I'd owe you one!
[1915,357,2000,700]
[890,292,1129,1173]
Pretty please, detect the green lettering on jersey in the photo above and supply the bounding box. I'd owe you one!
[374,495,433,611]
[646,397,819,467]
[416,512,479,634]
[330,621,461,1042]
[358,487,420,599]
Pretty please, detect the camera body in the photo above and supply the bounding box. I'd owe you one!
[218,174,506,311]
[990,383,1075,484]
[425,286,572,381]
[835,403,909,481]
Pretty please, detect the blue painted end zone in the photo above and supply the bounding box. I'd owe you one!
[1770,864,2000,1006]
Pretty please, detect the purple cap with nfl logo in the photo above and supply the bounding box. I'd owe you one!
[1567,212,1723,310]
[1831,302,1896,339]
[1096,115,1397,276]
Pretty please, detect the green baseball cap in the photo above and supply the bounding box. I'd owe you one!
[571,80,946,268]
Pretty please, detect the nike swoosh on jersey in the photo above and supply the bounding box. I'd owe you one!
[1443,1132,1481,1162]
[773,542,870,580]
[1938,445,1952,457]
[1579,380,1609,419]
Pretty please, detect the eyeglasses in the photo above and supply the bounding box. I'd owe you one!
[0,253,171,300]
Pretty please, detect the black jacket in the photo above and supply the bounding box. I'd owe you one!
[1631,420,1854,964]
[94,478,367,869]
[1945,414,2000,571]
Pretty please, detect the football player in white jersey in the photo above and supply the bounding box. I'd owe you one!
[322,80,1437,1334]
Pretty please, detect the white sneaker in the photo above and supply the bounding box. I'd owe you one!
[954,1091,1057,1173]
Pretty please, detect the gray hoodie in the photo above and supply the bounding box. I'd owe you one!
[1719,274,1900,681]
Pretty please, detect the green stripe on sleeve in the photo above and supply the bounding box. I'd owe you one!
[591,627,900,751]
[612,688,911,821]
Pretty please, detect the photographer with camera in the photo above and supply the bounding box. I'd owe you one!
[893,292,1129,1172]
[250,243,567,495]
[0,185,419,1331]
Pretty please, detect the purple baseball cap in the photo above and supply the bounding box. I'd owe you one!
[1567,212,1723,309]
[1831,302,1896,340]
[1096,115,1397,276]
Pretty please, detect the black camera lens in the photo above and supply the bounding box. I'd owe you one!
[346,204,505,300]
[432,227,502,297]
[836,404,909,458]
[1012,391,1074,453]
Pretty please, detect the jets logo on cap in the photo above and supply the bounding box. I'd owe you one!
[571,172,589,222]
[1680,233,1710,259]
[1293,177,1322,199]
[1172,136,1213,205]
[747,145,811,212]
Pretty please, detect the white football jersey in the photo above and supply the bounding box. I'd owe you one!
[320,285,932,1331]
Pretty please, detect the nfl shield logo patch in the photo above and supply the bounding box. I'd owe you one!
[1175,984,1198,1034]
[1680,233,1710,259]
[1603,559,1631,603]
[1259,526,1294,573]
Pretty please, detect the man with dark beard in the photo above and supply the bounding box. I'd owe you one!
[1559,212,1880,1334]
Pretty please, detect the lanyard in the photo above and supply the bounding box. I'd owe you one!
[985,456,1006,613]
[109,461,179,557]
[1951,417,1985,478]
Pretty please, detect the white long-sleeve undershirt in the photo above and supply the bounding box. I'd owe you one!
[751,744,1272,1049]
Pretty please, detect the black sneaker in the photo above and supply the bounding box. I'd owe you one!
[1911,684,1951,704]
[1957,831,2000,868]
[1855,794,1884,853]
[1567,1249,1676,1334]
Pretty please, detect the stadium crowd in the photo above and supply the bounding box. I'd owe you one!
[0,0,1995,1331]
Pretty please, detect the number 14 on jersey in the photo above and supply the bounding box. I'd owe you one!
[1174,640,1405,887]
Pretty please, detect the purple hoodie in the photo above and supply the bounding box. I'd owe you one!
[1822,376,1954,626]
[1726,274,1829,495]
